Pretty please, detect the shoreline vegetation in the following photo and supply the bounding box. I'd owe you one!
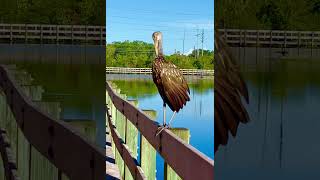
[0,0,105,25]
[216,0,320,30]
[106,41,214,70]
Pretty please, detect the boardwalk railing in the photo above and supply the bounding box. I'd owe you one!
[0,65,105,180]
[106,67,214,76]
[106,81,214,180]
[0,24,106,45]
[218,29,320,48]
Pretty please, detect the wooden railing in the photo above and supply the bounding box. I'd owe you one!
[106,67,214,76]
[0,24,106,45]
[0,65,104,180]
[218,29,320,47]
[106,81,214,180]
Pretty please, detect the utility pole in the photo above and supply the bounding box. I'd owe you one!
[183,29,185,54]
[201,29,204,56]
[195,29,201,58]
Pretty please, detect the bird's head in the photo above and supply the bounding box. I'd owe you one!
[152,31,163,57]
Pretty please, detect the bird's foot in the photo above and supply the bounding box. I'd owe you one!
[155,124,169,136]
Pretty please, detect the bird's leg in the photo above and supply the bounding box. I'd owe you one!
[166,111,176,128]
[163,102,166,126]
[156,111,176,136]
[156,103,168,136]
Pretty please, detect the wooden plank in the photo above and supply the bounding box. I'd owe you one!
[164,128,190,180]
[116,93,126,179]
[140,110,157,180]
[124,100,139,180]
[106,89,121,180]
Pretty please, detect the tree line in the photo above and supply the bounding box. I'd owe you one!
[106,41,214,70]
[216,0,320,30]
[0,0,105,25]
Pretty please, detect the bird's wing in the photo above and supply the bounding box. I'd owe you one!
[160,61,190,112]
[214,29,250,153]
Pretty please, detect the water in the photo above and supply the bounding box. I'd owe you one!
[1,57,105,148]
[107,74,214,179]
[215,47,320,179]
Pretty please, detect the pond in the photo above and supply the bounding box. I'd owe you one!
[107,74,214,180]
[215,47,320,179]
[4,61,106,148]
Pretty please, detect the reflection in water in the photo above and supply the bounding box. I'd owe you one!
[108,75,213,180]
[215,47,320,179]
[14,62,105,148]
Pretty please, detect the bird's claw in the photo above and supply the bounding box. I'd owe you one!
[155,124,169,136]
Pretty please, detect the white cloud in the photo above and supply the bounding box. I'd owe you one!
[184,48,194,55]
[183,47,210,55]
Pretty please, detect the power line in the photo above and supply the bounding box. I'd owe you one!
[107,15,214,28]
[107,20,214,32]
[183,28,186,54]
[195,29,201,58]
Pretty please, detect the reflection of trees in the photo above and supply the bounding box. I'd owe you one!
[112,79,214,98]
[216,0,320,30]
[112,80,158,98]
[16,63,104,98]
[243,59,320,99]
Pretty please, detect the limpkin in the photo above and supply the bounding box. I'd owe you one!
[151,31,190,136]
[214,29,250,153]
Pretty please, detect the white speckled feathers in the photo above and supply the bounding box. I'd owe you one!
[152,56,190,112]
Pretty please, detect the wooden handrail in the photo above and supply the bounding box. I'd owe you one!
[0,65,105,180]
[106,81,214,180]
[0,23,106,44]
[106,67,214,76]
[218,28,320,47]
[106,105,146,180]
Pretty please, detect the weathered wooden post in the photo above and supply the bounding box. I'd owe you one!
[10,24,13,44]
[113,89,126,179]
[164,128,190,180]
[66,120,96,143]
[25,24,27,43]
[311,32,314,56]
[56,25,59,45]
[71,25,74,45]
[40,25,43,44]
[100,26,103,46]
[140,110,157,180]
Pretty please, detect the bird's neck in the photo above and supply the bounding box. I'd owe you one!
[158,39,163,56]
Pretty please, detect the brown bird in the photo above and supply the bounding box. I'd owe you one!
[151,31,190,136]
[214,29,250,153]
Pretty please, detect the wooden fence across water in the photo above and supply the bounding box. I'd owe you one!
[0,65,104,180]
[106,67,214,76]
[218,29,320,48]
[106,81,214,180]
[0,24,106,45]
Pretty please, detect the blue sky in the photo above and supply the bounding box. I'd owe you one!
[106,0,214,55]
